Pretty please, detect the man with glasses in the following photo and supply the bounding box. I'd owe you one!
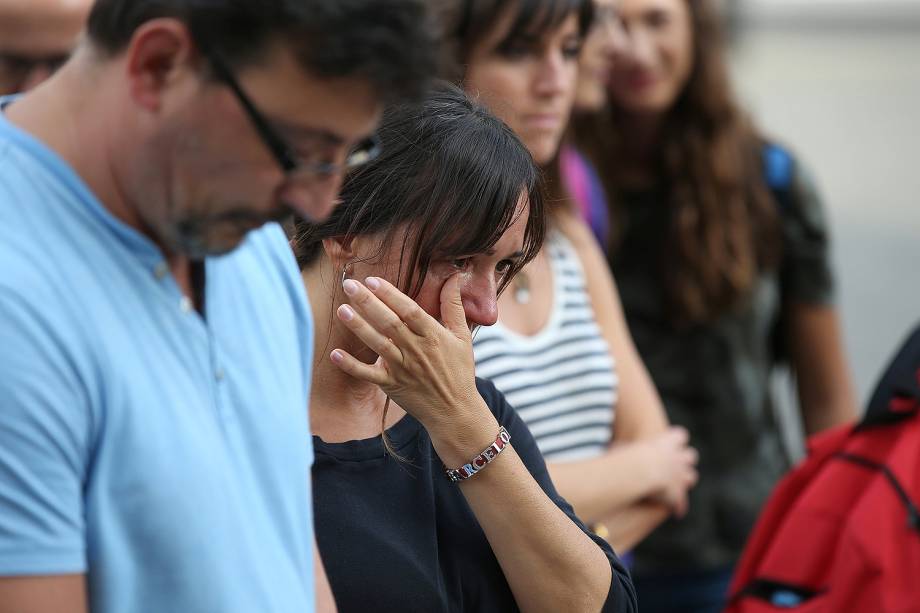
[0,1,436,613]
[0,0,92,95]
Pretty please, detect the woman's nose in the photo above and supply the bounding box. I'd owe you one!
[461,276,499,328]
[625,26,656,69]
[606,15,634,61]
[533,52,568,97]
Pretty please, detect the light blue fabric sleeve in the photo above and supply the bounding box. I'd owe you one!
[255,222,317,590]
[0,289,89,575]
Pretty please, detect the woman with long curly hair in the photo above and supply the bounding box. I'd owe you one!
[572,0,858,611]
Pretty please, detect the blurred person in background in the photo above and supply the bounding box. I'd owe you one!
[442,0,699,555]
[572,0,859,611]
[0,1,436,612]
[292,82,635,613]
[0,0,92,94]
[561,0,626,267]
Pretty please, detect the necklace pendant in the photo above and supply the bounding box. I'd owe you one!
[514,286,531,304]
[512,270,531,304]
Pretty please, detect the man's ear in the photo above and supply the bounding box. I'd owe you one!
[124,18,198,112]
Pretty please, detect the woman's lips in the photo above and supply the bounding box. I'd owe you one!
[522,113,563,131]
[623,71,656,91]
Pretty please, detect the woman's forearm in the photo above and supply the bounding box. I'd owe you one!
[599,503,670,554]
[546,443,659,524]
[463,449,615,612]
[428,411,616,613]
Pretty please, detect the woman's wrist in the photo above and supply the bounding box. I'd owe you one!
[610,439,666,497]
[424,397,500,468]
[444,426,511,482]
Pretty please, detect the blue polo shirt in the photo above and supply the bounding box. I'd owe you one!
[0,100,316,612]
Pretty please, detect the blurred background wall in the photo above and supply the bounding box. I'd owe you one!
[724,0,920,446]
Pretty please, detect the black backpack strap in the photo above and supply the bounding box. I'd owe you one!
[762,142,795,364]
[859,323,920,429]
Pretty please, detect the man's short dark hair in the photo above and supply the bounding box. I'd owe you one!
[86,0,438,102]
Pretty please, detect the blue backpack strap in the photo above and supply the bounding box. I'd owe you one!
[762,142,794,192]
[762,142,796,220]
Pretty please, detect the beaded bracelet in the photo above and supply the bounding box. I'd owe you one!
[444,426,511,482]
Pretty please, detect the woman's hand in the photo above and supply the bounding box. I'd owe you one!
[639,427,699,518]
[330,274,489,441]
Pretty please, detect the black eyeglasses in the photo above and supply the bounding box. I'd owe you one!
[207,53,381,181]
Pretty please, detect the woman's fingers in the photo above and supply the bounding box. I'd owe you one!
[439,274,469,337]
[330,348,389,386]
[364,277,437,338]
[332,274,479,429]
[343,278,419,345]
[336,302,404,365]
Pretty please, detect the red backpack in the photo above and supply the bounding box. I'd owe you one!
[726,324,920,613]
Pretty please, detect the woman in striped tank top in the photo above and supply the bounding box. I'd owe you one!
[442,0,698,552]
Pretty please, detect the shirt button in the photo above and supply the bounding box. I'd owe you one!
[215,368,225,381]
[179,296,194,313]
[153,262,169,280]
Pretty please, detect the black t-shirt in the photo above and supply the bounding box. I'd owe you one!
[313,378,636,612]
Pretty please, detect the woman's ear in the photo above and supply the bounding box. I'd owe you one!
[321,235,356,269]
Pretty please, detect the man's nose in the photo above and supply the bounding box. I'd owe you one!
[279,172,345,223]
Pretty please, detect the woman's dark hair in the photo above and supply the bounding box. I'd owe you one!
[438,0,594,81]
[573,0,781,326]
[87,0,438,103]
[292,80,544,301]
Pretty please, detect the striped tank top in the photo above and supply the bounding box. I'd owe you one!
[473,230,619,462]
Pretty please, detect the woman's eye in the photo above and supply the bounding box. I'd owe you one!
[498,42,535,60]
[562,42,582,60]
[450,257,472,271]
[646,9,670,29]
[562,46,581,60]
[496,260,513,275]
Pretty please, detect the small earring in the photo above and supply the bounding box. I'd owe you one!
[341,261,354,287]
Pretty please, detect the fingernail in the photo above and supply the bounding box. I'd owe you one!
[330,349,343,363]
[338,304,354,321]
[343,279,359,296]
[365,277,381,291]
